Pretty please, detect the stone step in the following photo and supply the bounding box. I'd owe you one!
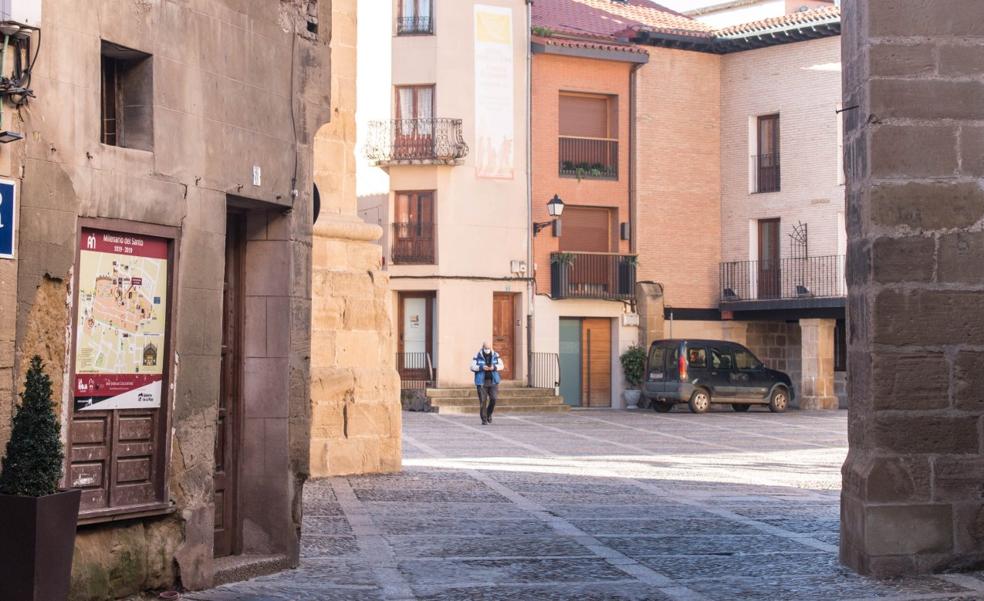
[430,396,566,408]
[434,403,571,415]
[427,387,556,398]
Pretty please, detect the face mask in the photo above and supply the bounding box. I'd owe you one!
[483,348,491,355]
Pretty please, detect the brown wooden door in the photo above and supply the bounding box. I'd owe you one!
[758,219,781,299]
[214,213,245,558]
[581,318,611,407]
[395,85,435,159]
[492,293,516,381]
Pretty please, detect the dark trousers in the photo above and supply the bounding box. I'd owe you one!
[477,383,498,421]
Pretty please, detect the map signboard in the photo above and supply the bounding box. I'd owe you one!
[74,228,169,412]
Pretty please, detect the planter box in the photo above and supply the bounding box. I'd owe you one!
[0,489,82,601]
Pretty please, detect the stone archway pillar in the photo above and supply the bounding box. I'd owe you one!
[841,0,984,577]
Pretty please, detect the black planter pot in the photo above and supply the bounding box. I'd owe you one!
[0,489,82,601]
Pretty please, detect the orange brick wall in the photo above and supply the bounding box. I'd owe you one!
[635,48,722,309]
[531,53,633,296]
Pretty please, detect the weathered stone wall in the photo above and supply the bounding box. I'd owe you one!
[841,0,984,577]
[309,0,401,477]
[0,0,334,598]
[745,321,802,403]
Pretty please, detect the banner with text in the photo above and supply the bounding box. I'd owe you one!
[74,228,169,412]
[474,4,514,180]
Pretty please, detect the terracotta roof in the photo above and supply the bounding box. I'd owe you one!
[532,0,713,41]
[532,34,650,55]
[715,5,841,38]
[533,1,840,54]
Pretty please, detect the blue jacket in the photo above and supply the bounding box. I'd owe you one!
[471,349,504,386]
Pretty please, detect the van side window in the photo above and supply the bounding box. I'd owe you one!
[735,349,762,370]
[648,346,666,379]
[687,347,707,369]
[665,346,680,380]
[710,347,733,369]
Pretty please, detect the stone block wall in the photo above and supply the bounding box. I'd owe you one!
[309,0,401,478]
[745,321,802,404]
[841,0,984,577]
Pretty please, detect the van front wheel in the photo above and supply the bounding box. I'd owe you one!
[769,387,789,413]
[688,389,711,414]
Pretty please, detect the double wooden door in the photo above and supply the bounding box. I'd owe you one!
[492,293,516,381]
[558,317,611,407]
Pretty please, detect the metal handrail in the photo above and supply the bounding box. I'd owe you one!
[530,352,560,390]
[365,118,469,164]
[396,352,435,390]
[720,254,846,302]
[550,252,637,301]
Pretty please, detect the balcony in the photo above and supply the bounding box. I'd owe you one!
[550,252,636,301]
[397,15,433,35]
[720,255,846,309]
[559,137,618,180]
[391,222,435,265]
[365,118,468,166]
[754,153,781,193]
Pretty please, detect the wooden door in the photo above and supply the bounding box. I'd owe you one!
[214,213,245,558]
[393,191,435,264]
[397,292,435,383]
[581,318,612,407]
[395,85,435,159]
[492,293,516,380]
[757,219,781,299]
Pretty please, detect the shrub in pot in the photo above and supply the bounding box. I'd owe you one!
[620,345,647,409]
[0,356,81,601]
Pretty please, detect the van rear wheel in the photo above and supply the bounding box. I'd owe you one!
[769,388,789,413]
[653,401,673,413]
[688,389,711,414]
[731,403,751,412]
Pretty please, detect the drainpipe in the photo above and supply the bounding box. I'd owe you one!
[0,34,9,129]
[525,0,534,387]
[629,61,643,256]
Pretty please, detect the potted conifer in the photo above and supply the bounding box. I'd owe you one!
[0,356,81,601]
[620,345,647,409]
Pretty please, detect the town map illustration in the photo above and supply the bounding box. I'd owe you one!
[74,229,169,410]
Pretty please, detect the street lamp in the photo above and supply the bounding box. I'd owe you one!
[533,194,565,236]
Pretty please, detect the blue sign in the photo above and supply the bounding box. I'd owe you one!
[0,179,14,259]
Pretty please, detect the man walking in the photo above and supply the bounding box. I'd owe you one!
[471,342,504,425]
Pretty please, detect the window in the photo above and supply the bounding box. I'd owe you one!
[101,41,153,151]
[648,346,666,380]
[559,93,618,179]
[398,0,433,34]
[710,347,733,370]
[687,347,707,369]
[735,349,763,370]
[392,191,435,264]
[756,114,780,192]
[559,206,615,253]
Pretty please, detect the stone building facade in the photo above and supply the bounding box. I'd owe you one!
[0,0,377,598]
[841,0,984,577]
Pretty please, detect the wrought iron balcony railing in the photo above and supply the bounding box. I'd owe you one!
[365,118,468,166]
[550,252,636,301]
[559,136,618,180]
[529,352,560,390]
[719,255,846,303]
[397,15,433,35]
[755,153,781,193]
[392,222,435,265]
[396,352,434,390]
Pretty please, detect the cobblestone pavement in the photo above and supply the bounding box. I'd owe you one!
[188,409,984,601]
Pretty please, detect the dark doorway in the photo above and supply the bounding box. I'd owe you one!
[214,212,245,558]
[758,218,781,299]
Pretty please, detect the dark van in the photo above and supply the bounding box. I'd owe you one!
[643,339,793,414]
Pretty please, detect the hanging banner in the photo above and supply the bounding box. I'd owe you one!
[474,4,514,179]
[74,228,169,412]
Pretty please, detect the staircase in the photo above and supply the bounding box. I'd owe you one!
[426,383,570,415]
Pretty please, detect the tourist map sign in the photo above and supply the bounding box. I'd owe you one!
[74,228,169,412]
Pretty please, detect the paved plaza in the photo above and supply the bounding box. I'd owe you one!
[189,409,984,600]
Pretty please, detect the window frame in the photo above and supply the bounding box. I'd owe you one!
[392,189,437,265]
[755,113,781,193]
[397,0,434,35]
[68,217,179,525]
